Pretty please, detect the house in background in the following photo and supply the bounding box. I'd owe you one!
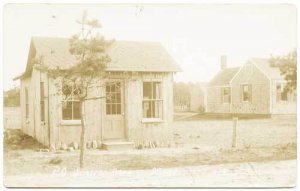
[14,37,181,149]
[207,56,296,115]
[231,58,296,114]
[190,82,207,113]
[206,55,240,113]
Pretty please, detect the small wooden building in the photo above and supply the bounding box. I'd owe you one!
[15,37,181,148]
[207,57,296,115]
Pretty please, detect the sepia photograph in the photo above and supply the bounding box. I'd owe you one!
[2,2,297,188]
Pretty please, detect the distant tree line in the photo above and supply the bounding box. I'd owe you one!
[270,49,297,93]
[3,87,20,107]
[173,82,202,110]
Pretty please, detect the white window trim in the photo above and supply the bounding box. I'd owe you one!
[241,84,251,102]
[60,120,81,126]
[276,82,289,103]
[142,80,164,121]
[222,87,231,104]
[141,118,164,123]
[61,83,81,121]
[105,81,122,115]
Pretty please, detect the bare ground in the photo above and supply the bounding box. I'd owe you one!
[4,141,296,175]
[173,115,297,150]
[3,115,297,187]
[4,160,296,187]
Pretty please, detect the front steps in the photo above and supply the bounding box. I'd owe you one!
[102,140,134,150]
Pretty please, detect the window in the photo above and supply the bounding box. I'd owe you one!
[40,82,45,122]
[222,87,231,103]
[241,84,251,102]
[62,84,81,120]
[106,82,121,115]
[143,82,163,119]
[276,83,288,102]
[25,88,29,119]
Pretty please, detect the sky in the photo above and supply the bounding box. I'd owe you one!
[3,3,297,90]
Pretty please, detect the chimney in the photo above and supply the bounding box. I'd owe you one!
[220,55,227,70]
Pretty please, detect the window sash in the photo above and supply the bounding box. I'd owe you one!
[242,85,251,102]
[143,100,163,118]
[143,82,163,119]
[222,87,231,103]
[106,82,122,115]
[62,84,81,120]
[276,83,288,102]
[62,100,81,120]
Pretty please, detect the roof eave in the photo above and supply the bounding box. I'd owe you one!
[13,73,25,81]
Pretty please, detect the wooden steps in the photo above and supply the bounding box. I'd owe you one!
[102,140,134,150]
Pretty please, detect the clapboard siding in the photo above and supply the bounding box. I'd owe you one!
[21,71,174,147]
[49,79,105,146]
[126,73,173,146]
[20,67,50,146]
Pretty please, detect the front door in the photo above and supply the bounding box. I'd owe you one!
[103,80,125,140]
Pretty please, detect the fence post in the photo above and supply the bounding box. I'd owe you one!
[232,117,238,148]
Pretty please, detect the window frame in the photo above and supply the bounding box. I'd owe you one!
[61,83,81,122]
[142,80,163,121]
[276,83,288,102]
[105,81,122,116]
[241,84,252,102]
[222,87,231,103]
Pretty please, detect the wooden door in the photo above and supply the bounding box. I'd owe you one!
[103,80,125,140]
[40,82,49,146]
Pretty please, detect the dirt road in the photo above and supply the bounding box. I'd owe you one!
[4,159,296,188]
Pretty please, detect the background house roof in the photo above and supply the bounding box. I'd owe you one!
[209,67,240,86]
[250,58,284,80]
[24,36,181,76]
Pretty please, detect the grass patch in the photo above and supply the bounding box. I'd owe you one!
[4,129,45,151]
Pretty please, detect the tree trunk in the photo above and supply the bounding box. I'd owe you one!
[79,100,86,168]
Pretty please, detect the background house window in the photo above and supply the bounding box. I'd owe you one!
[106,82,121,115]
[222,87,231,103]
[241,84,252,102]
[40,82,45,122]
[62,84,81,120]
[143,82,163,119]
[276,83,288,102]
[25,88,29,119]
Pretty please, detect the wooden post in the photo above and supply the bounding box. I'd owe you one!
[232,117,238,148]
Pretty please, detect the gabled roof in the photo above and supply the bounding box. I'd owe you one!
[207,57,286,87]
[250,58,284,80]
[18,36,181,79]
[209,67,240,86]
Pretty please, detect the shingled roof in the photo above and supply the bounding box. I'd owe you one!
[207,57,286,87]
[250,58,284,80]
[19,36,181,78]
[209,67,240,86]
